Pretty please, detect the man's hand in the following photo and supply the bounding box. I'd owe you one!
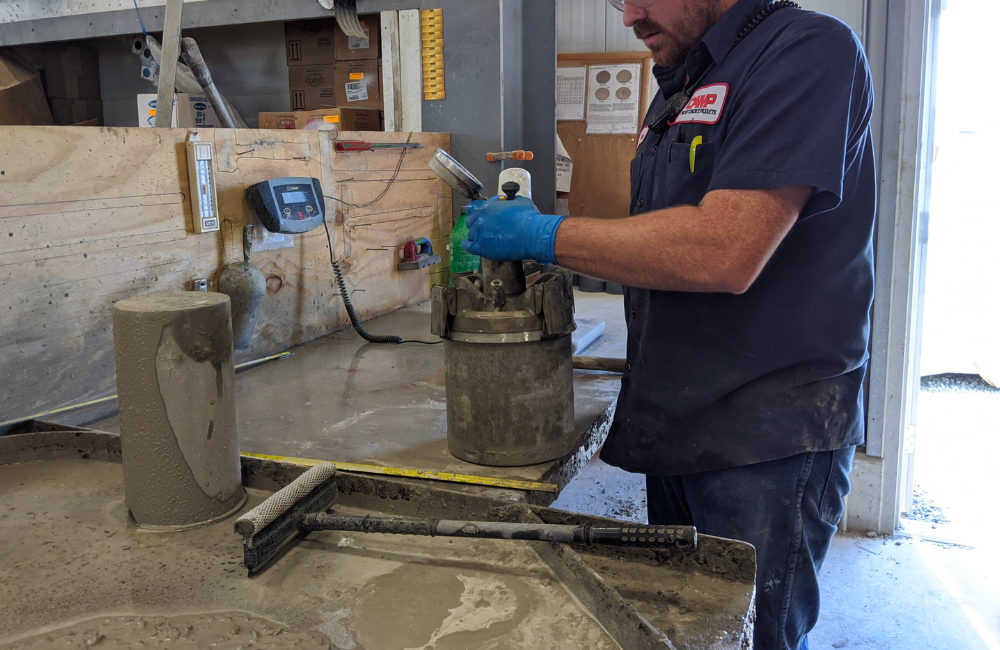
[462,196,567,265]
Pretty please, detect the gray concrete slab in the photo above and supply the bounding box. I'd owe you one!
[0,460,619,650]
[0,432,756,650]
[88,293,627,503]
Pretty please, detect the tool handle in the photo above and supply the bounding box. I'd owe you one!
[588,525,698,549]
[486,150,534,162]
[336,140,373,152]
[305,513,579,543]
[303,513,698,550]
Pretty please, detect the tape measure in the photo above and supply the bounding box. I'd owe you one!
[241,452,558,494]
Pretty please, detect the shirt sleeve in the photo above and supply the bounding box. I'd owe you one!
[707,20,873,215]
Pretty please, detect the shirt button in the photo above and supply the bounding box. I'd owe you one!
[652,145,658,154]
[626,363,632,372]
[637,198,645,208]
[630,310,637,320]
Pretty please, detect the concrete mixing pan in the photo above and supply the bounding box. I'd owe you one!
[0,428,756,650]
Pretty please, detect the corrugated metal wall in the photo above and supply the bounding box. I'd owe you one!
[557,0,867,53]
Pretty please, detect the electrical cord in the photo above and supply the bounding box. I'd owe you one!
[323,133,414,209]
[322,220,442,346]
[318,132,440,345]
[132,0,148,36]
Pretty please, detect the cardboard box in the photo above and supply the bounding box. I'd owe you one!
[334,60,383,110]
[186,96,221,128]
[50,98,104,126]
[334,14,381,61]
[284,15,381,66]
[285,19,338,66]
[0,54,54,125]
[259,108,381,131]
[137,94,221,128]
[37,44,101,100]
[288,64,337,111]
[137,93,182,127]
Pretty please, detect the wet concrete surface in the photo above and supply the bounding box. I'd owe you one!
[1,612,331,650]
[87,294,627,499]
[1,423,759,650]
[0,460,619,649]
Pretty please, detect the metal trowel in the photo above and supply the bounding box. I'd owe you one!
[218,225,267,350]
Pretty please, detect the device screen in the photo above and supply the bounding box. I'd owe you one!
[282,191,308,203]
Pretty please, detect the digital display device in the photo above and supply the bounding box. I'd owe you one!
[245,178,326,234]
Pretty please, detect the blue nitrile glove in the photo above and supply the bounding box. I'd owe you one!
[461,196,567,265]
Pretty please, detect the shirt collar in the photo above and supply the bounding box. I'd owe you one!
[700,0,769,64]
[652,0,768,94]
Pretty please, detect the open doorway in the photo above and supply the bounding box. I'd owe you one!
[903,0,1000,551]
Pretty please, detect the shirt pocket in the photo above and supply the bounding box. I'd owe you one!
[651,141,716,207]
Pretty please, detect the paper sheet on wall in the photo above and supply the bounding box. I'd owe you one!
[556,67,587,121]
[556,134,573,193]
[586,64,641,134]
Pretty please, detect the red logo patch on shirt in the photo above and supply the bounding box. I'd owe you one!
[637,125,650,149]
[672,83,729,125]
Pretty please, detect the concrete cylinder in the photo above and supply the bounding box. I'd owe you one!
[112,292,245,529]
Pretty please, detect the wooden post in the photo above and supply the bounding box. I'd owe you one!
[380,10,403,132]
[399,9,423,133]
[154,0,185,128]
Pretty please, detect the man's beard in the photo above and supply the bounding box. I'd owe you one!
[634,0,724,67]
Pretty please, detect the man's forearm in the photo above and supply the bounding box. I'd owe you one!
[553,187,810,294]
[554,206,744,293]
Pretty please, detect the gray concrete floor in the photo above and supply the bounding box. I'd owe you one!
[555,455,1000,650]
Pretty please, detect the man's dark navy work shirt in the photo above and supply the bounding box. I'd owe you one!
[601,0,877,476]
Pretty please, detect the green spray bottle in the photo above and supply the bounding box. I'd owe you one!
[449,207,480,284]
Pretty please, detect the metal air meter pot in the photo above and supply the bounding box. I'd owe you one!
[429,149,577,467]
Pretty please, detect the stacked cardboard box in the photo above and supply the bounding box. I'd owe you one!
[30,43,103,126]
[0,53,54,125]
[137,94,222,128]
[259,108,381,131]
[285,15,383,116]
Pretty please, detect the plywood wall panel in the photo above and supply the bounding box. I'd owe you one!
[0,126,452,421]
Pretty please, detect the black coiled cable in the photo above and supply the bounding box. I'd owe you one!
[735,1,800,45]
[323,220,441,346]
[323,220,402,344]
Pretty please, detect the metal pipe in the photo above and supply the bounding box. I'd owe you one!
[144,35,247,128]
[180,37,237,128]
[572,356,626,374]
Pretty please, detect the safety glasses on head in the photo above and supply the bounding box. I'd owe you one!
[607,0,657,11]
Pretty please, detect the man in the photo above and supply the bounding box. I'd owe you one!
[462,0,875,648]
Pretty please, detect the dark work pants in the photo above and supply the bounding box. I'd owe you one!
[647,448,854,650]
